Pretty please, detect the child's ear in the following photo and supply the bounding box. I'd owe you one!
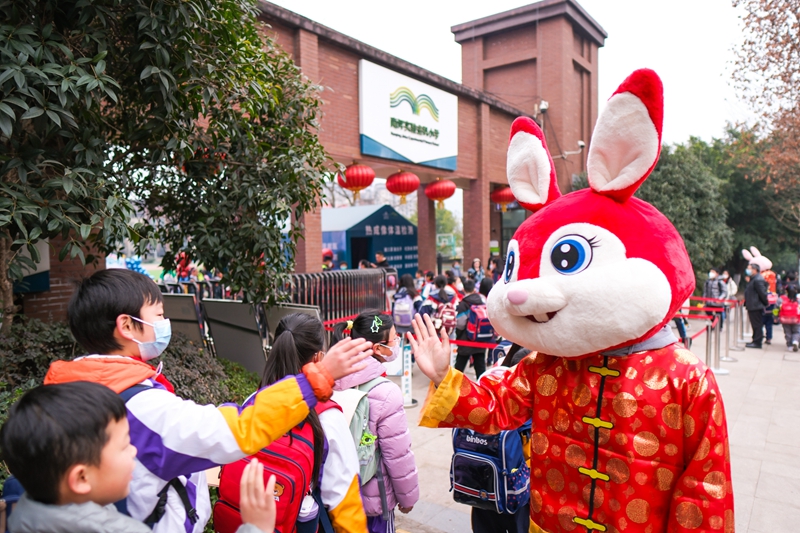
[115,314,135,341]
[65,463,92,497]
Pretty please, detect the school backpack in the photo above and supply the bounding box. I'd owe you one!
[466,303,494,343]
[393,293,415,328]
[432,300,458,333]
[330,377,389,485]
[214,402,340,533]
[450,422,531,515]
[780,298,800,325]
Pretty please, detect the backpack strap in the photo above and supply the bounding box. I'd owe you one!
[356,377,389,394]
[113,384,152,517]
[311,487,336,533]
[144,478,198,527]
[355,377,391,519]
[113,384,198,528]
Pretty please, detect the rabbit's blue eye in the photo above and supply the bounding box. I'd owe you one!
[504,251,516,284]
[551,235,593,275]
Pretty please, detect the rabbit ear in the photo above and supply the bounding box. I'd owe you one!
[750,246,761,258]
[587,69,663,202]
[506,117,561,212]
[742,249,754,262]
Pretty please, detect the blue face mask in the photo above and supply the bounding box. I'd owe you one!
[745,268,753,277]
[130,316,172,361]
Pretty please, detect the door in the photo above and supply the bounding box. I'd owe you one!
[350,237,371,268]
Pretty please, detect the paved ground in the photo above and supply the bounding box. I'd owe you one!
[391,320,800,533]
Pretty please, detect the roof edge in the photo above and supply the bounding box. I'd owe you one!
[258,1,532,118]
[451,0,607,47]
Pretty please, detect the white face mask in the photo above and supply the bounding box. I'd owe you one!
[130,316,172,361]
[378,341,402,363]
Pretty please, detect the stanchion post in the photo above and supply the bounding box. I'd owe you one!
[705,321,713,368]
[712,316,729,375]
[722,305,740,360]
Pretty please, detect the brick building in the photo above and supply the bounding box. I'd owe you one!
[261,0,606,273]
[20,0,605,321]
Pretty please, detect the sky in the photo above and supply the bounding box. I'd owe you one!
[270,0,756,219]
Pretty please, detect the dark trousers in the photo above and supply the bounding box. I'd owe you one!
[748,309,764,346]
[455,350,487,379]
[471,504,530,533]
[763,311,773,340]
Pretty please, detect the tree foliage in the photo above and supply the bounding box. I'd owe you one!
[573,145,733,281]
[635,145,733,281]
[733,0,800,239]
[688,128,798,272]
[1,0,330,326]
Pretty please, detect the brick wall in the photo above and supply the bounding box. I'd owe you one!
[21,235,104,323]
[259,1,601,273]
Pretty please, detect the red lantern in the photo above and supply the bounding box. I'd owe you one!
[490,186,516,212]
[386,170,420,204]
[337,163,375,201]
[424,178,456,209]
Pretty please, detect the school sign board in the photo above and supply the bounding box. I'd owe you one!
[359,60,458,171]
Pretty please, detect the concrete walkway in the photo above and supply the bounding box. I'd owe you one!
[391,323,800,533]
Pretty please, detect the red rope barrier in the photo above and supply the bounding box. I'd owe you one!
[689,296,739,305]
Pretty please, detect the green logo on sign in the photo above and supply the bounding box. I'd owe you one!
[389,87,439,122]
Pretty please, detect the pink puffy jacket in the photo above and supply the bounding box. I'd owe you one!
[334,357,419,516]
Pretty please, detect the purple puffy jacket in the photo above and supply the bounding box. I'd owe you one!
[334,357,419,516]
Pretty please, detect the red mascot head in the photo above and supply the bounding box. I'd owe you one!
[487,69,695,357]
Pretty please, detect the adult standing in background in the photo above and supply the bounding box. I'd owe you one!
[745,262,769,348]
[467,258,485,284]
[722,270,738,299]
[703,268,727,329]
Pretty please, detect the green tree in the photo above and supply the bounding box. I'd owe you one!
[636,145,733,282]
[0,0,329,329]
[688,129,799,273]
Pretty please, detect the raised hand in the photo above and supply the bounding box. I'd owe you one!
[240,459,277,533]
[321,337,373,380]
[407,314,451,386]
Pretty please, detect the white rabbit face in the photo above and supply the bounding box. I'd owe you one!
[487,223,673,357]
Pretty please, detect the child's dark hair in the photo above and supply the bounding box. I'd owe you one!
[68,269,163,355]
[399,273,418,297]
[0,382,127,504]
[463,279,476,294]
[332,309,394,345]
[433,275,449,302]
[479,277,494,298]
[787,285,798,300]
[262,313,325,484]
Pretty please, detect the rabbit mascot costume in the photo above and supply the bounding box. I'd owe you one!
[412,69,733,533]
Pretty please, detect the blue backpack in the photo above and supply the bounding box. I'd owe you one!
[466,303,494,342]
[450,422,531,514]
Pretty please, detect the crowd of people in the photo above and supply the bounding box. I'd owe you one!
[12,248,788,533]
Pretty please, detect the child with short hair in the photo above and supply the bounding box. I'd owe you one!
[0,382,277,533]
[43,269,372,532]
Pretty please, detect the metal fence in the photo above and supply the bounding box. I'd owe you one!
[288,268,393,323]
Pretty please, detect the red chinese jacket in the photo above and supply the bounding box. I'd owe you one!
[420,343,733,533]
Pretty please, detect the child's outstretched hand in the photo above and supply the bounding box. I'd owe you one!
[321,338,374,379]
[407,314,451,386]
[240,459,276,533]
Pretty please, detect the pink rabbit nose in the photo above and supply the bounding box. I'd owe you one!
[507,289,529,305]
